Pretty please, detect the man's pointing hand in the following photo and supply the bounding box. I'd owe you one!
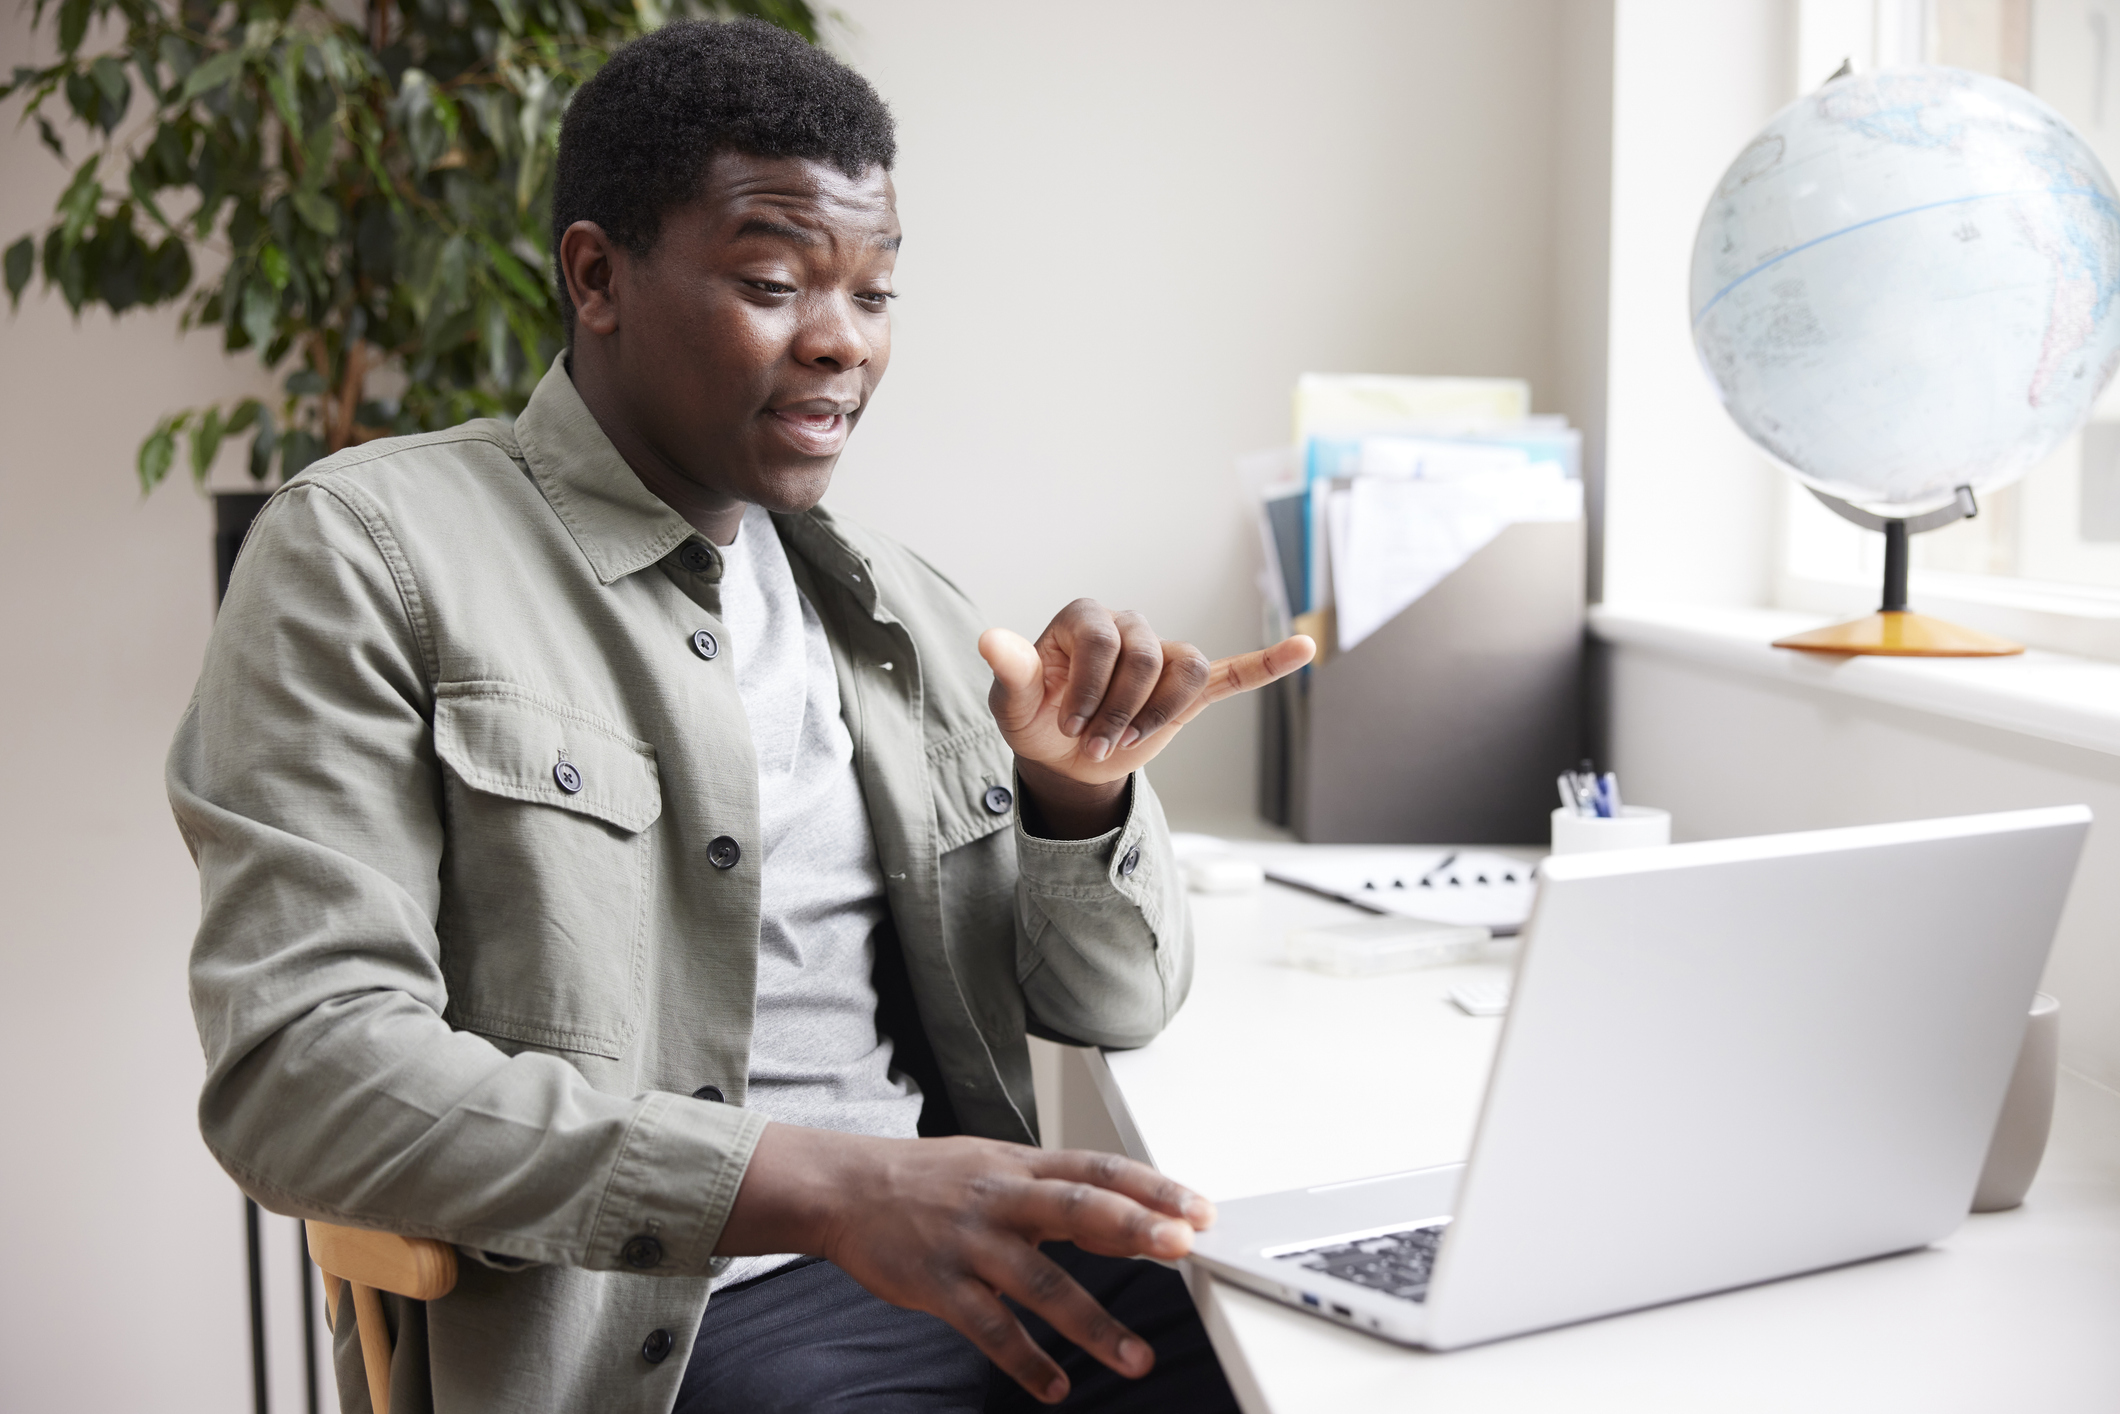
[980,600,1314,791]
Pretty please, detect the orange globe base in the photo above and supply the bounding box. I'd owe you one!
[1772,610,2023,657]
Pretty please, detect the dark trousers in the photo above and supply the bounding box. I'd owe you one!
[674,1243,1240,1413]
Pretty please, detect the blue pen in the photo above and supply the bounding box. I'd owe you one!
[1600,772,1622,818]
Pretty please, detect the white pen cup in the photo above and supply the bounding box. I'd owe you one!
[1551,806,1671,855]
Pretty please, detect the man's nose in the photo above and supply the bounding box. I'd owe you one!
[793,291,873,371]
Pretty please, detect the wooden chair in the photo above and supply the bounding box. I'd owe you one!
[305,1220,458,1414]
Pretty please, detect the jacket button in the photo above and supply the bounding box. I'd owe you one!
[691,629,719,661]
[692,1085,724,1103]
[708,836,742,869]
[553,761,583,794]
[982,785,1013,816]
[679,543,714,574]
[621,1235,663,1269]
[641,1327,675,1364]
[1119,844,1141,877]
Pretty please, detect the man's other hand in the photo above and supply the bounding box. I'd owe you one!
[980,600,1314,800]
[719,1126,1217,1404]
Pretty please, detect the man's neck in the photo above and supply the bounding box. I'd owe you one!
[566,350,748,545]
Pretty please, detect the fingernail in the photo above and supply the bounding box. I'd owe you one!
[1086,736,1112,762]
[1045,1378,1069,1402]
[1118,1337,1148,1372]
[1063,715,1089,737]
[1186,1197,1217,1227]
[1118,726,1142,749]
[1151,1220,1189,1250]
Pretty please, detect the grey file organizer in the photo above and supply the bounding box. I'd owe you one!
[1260,518,1585,845]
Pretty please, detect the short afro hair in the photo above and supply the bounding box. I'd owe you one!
[552,18,896,335]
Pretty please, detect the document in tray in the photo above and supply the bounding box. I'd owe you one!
[1263,849,1538,933]
[1327,464,1583,652]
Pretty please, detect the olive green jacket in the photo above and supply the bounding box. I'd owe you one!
[167,356,1190,1413]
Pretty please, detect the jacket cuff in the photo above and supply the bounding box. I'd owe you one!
[584,1091,769,1277]
[1013,772,1173,943]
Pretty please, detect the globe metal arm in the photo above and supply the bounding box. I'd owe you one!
[1807,484,1978,612]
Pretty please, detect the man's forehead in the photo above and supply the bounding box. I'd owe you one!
[702,153,898,244]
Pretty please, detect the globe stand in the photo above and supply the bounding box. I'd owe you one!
[1772,485,2025,656]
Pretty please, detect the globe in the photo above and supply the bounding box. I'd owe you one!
[1691,66,2120,516]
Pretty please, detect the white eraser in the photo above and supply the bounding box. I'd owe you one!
[1185,854,1266,894]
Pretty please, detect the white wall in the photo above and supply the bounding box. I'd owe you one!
[0,3,1587,1405]
[1609,642,2120,1092]
[1602,0,1794,607]
[824,0,1583,819]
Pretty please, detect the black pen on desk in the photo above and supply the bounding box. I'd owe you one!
[1417,851,1459,887]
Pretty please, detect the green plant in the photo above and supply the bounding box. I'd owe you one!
[3,0,821,491]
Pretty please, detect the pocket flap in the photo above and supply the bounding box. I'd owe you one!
[434,682,662,834]
[930,724,1017,853]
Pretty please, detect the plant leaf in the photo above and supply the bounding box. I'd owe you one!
[188,405,225,483]
[241,281,276,349]
[291,189,340,237]
[179,49,244,102]
[137,418,178,494]
[4,237,33,308]
[55,0,90,55]
[476,233,544,305]
[280,427,322,479]
[259,243,291,291]
[247,406,278,482]
[57,156,101,243]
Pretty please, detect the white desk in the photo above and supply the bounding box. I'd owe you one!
[1088,878,2120,1413]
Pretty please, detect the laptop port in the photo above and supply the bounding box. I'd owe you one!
[1330,1303,1352,1318]
[1300,1293,1319,1308]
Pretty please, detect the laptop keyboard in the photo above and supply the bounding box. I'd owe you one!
[1272,1222,1448,1303]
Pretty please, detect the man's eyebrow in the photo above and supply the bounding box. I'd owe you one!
[733,217,819,245]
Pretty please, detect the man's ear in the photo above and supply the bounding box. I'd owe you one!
[559,221,623,338]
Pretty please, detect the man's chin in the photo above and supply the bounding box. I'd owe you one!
[742,463,838,516]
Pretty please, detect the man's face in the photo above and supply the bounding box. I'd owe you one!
[585,152,899,514]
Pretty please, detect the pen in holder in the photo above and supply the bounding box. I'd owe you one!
[1550,805,1671,855]
[1553,765,1670,853]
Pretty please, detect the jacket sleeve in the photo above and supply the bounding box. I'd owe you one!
[169,481,763,1275]
[1011,772,1193,1050]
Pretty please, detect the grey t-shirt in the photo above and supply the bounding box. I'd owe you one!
[714,504,925,1287]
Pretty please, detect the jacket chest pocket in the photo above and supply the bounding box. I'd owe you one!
[432,682,662,1059]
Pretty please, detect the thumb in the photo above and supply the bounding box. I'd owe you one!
[979,627,1045,731]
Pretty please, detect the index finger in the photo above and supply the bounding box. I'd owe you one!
[1169,634,1316,727]
[1028,1148,1217,1230]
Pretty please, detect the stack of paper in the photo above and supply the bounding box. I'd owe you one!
[1247,374,1584,655]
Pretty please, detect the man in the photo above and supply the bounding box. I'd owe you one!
[171,17,1311,1413]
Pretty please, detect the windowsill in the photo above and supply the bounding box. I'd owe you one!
[1591,601,2120,759]
[1779,568,2120,662]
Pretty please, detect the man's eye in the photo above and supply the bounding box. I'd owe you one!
[746,280,796,295]
[856,291,897,306]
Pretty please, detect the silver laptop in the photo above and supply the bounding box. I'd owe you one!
[1189,806,2090,1350]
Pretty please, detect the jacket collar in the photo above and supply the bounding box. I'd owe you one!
[513,354,698,586]
[513,353,883,609]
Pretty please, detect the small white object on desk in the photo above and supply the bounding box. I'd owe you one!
[1286,916,1493,977]
[1448,978,1513,1016]
[1185,853,1268,895]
